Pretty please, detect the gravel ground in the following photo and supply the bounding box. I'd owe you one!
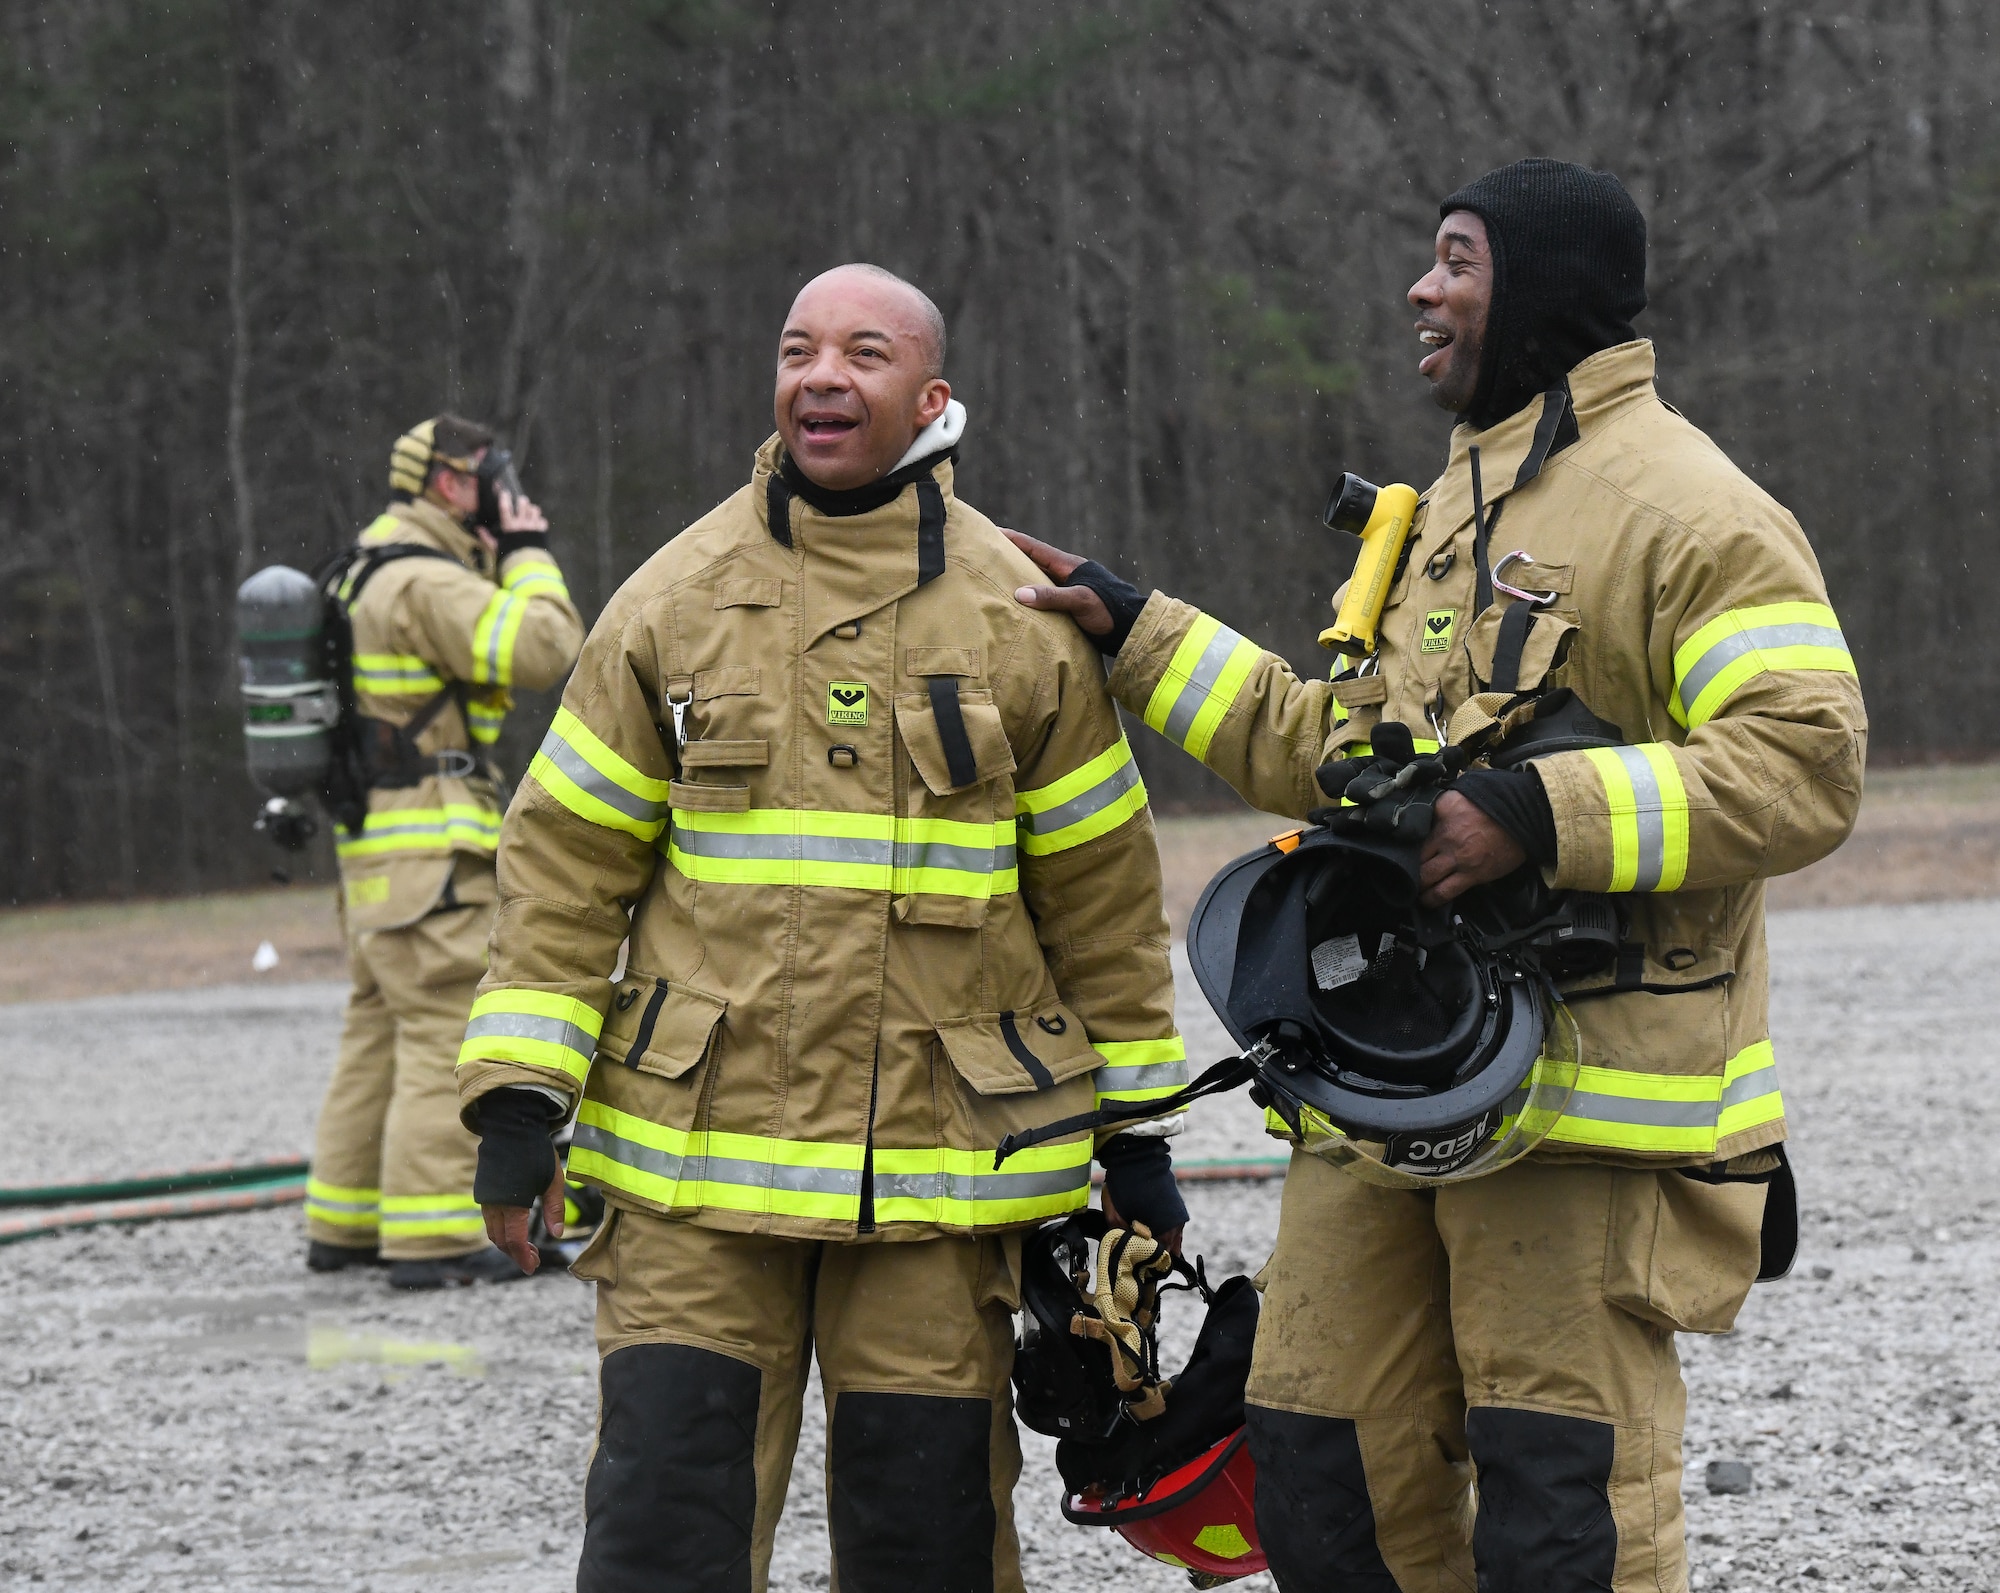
[4,903,1998,1590]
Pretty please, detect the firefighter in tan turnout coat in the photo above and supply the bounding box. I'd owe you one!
[1013,162,1867,1591]
[305,414,583,1289]
[462,266,1190,1593]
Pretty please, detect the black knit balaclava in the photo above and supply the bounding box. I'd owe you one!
[1440,158,1648,431]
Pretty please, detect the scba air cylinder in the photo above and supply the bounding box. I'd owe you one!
[237,565,337,797]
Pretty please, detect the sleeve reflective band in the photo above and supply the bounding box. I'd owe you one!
[464,693,508,746]
[528,707,672,839]
[352,653,445,696]
[1669,602,1855,730]
[470,589,530,687]
[1091,1037,1189,1104]
[1580,743,1689,893]
[334,803,503,859]
[502,556,569,601]
[1015,736,1148,856]
[458,989,604,1084]
[1141,613,1262,763]
[380,1192,485,1241]
[1544,1042,1782,1154]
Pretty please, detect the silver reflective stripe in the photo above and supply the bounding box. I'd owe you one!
[1562,1090,1715,1130]
[1162,625,1249,747]
[382,1205,481,1225]
[540,731,667,825]
[305,1195,376,1214]
[1093,1060,1189,1094]
[1679,621,1848,711]
[874,1164,1090,1204]
[1722,1061,1780,1108]
[1607,745,1671,893]
[462,1010,598,1064]
[892,838,1014,874]
[672,827,894,867]
[1017,758,1142,838]
[573,1122,679,1182]
[485,594,521,681]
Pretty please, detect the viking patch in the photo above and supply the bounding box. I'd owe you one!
[827,681,869,726]
[1421,609,1457,653]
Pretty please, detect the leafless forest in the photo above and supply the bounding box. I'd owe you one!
[3,1,1995,901]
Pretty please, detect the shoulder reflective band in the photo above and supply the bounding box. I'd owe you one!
[1015,736,1148,857]
[1670,602,1855,730]
[379,1191,485,1242]
[1091,1037,1189,1106]
[352,653,445,696]
[304,1179,379,1231]
[1579,743,1689,893]
[501,556,569,602]
[1544,1041,1781,1155]
[568,1101,1090,1228]
[528,707,672,840]
[666,809,1018,899]
[358,511,403,548]
[334,803,502,860]
[1142,613,1262,763]
[470,588,529,687]
[458,989,604,1084]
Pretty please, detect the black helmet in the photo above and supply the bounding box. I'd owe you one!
[1188,820,1581,1184]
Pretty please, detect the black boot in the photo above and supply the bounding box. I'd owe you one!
[387,1246,529,1290]
[306,1240,384,1273]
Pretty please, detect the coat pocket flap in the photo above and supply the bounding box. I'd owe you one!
[679,739,769,769]
[1463,603,1578,694]
[905,646,983,677]
[600,975,727,1081]
[669,780,750,813]
[935,1004,1099,1096]
[693,666,761,700]
[1329,674,1389,709]
[895,690,1016,795]
[714,578,783,609]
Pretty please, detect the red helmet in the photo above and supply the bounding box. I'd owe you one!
[1064,1429,1265,1586]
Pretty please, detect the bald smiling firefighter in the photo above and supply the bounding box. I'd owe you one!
[459,265,1191,1593]
[1013,161,1868,1590]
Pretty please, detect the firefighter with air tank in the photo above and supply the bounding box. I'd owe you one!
[1011,159,1868,1590]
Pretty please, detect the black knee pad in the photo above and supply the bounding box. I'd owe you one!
[827,1391,995,1593]
[1243,1404,1399,1591]
[1463,1406,1616,1593]
[577,1342,761,1593]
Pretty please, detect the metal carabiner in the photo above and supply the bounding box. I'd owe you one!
[1491,550,1559,608]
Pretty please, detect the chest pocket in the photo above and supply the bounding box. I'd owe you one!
[892,682,1018,930]
[1321,672,1388,761]
[1463,597,1579,696]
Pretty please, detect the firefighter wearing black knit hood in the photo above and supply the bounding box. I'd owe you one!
[1008,158,1865,1591]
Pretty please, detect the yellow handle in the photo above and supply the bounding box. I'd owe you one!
[1319,482,1419,656]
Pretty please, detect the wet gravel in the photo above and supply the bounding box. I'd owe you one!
[3,901,1997,1590]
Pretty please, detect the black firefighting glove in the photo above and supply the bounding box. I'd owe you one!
[1098,1132,1189,1236]
[472,1086,564,1208]
[1062,559,1148,656]
[1453,764,1558,868]
[495,528,552,562]
[1313,721,1470,841]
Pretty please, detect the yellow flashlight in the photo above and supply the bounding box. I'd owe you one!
[1317,474,1420,657]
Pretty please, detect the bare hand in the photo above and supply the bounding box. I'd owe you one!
[481,1168,566,1275]
[1003,529,1113,637]
[1419,790,1527,906]
[1100,1184,1184,1258]
[498,491,549,536]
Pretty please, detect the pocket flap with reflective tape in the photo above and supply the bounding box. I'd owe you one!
[600,975,727,1080]
[935,1003,1097,1095]
[1463,603,1578,693]
[895,690,1016,795]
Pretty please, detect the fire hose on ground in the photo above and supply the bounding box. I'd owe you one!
[0,1154,1290,1247]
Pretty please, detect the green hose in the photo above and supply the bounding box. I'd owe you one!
[0,1174,306,1245]
[0,1156,310,1209]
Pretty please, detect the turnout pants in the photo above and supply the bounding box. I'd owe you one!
[305,857,493,1261]
[1245,1153,1766,1593]
[573,1204,1025,1593]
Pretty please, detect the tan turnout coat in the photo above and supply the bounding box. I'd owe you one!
[1109,341,1867,1165]
[457,436,1184,1241]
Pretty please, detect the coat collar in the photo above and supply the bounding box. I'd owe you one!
[376,497,487,572]
[750,433,960,638]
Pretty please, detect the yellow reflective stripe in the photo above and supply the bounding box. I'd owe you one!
[1544,1044,1783,1154]
[527,707,672,839]
[458,990,604,1082]
[1015,736,1148,856]
[351,652,444,696]
[1091,1036,1189,1103]
[872,1142,1093,1226]
[1580,744,1689,893]
[465,698,507,746]
[305,1179,379,1228]
[1669,602,1855,729]
[1142,614,1262,763]
[334,804,502,859]
[470,587,530,687]
[355,512,402,550]
[502,556,568,599]
[666,810,1018,898]
[378,1193,484,1238]
[569,1102,866,1222]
